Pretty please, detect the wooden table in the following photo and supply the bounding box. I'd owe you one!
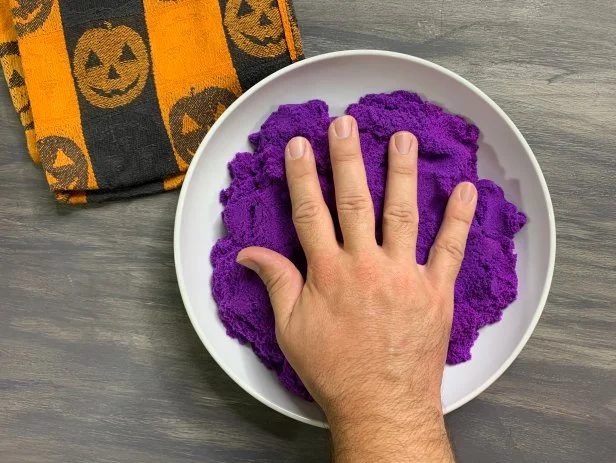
[1,1,614,461]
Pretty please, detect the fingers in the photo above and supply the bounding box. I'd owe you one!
[237,246,303,330]
[426,182,478,288]
[382,132,419,260]
[328,116,375,251]
[285,137,338,257]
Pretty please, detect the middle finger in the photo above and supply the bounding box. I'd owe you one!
[328,116,376,251]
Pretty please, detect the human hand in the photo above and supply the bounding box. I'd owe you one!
[237,115,477,462]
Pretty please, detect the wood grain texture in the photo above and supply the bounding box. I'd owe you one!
[0,0,614,461]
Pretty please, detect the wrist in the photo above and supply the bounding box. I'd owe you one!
[324,383,443,429]
[328,401,453,463]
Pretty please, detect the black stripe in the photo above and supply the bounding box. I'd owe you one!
[218,0,295,91]
[59,0,177,190]
[0,41,19,58]
[85,180,165,203]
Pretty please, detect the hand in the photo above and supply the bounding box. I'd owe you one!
[237,115,477,462]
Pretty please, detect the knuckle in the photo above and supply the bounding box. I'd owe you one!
[310,263,335,286]
[447,210,473,227]
[383,203,418,226]
[290,169,315,183]
[309,253,342,287]
[353,257,379,281]
[429,289,447,309]
[265,269,290,298]
[337,194,372,213]
[293,199,322,224]
[309,252,335,271]
[332,147,360,163]
[433,238,466,263]
[390,162,416,177]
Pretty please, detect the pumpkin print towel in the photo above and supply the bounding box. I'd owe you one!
[0,0,303,203]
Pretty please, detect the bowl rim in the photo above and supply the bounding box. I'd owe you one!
[174,49,556,428]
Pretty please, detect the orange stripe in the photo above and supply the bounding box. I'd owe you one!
[14,0,97,189]
[143,0,242,171]
[0,0,13,39]
[277,0,297,62]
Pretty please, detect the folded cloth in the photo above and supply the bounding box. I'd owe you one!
[0,0,303,203]
[0,0,38,162]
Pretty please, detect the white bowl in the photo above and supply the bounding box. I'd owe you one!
[174,50,555,427]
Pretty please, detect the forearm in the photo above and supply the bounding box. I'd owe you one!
[329,404,454,463]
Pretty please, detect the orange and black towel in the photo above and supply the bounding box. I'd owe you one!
[0,1,38,162]
[0,0,303,203]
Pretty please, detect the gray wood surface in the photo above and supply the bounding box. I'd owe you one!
[1,0,615,461]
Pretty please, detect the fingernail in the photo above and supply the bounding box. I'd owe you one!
[459,183,476,204]
[237,256,260,273]
[394,132,412,155]
[287,137,305,159]
[334,116,353,138]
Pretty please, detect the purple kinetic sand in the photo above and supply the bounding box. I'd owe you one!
[210,91,527,400]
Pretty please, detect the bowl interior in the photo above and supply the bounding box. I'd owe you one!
[175,51,555,427]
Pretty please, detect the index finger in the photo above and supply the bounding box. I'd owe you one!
[285,137,338,258]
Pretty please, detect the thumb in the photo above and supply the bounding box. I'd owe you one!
[236,246,303,329]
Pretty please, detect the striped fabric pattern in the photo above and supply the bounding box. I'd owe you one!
[0,0,303,203]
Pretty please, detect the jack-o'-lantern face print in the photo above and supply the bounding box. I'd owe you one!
[73,23,150,109]
[224,0,287,58]
[0,45,33,130]
[169,87,237,164]
[38,136,89,190]
[10,0,53,36]
[7,63,34,130]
